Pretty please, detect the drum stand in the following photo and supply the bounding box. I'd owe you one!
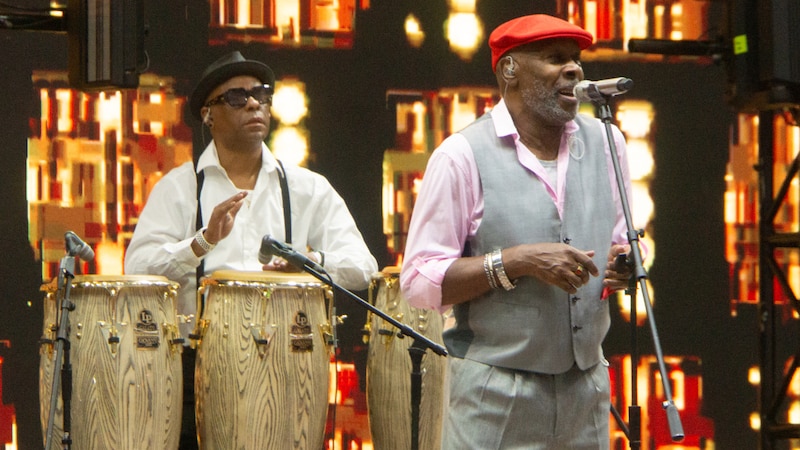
[586,87,684,447]
[300,265,448,450]
[44,253,78,450]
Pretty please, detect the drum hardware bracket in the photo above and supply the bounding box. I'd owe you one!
[321,314,347,349]
[40,323,58,356]
[96,321,122,355]
[188,319,210,348]
[378,328,403,346]
[361,313,372,344]
[250,323,276,356]
[378,312,405,345]
[163,323,184,355]
[39,336,55,357]
[320,323,334,349]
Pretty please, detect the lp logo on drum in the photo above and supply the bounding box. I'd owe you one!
[290,311,314,352]
[135,309,160,349]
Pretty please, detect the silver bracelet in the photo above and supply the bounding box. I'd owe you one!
[491,249,516,291]
[483,252,498,289]
[194,227,216,253]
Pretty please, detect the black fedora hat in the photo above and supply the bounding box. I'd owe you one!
[189,51,275,120]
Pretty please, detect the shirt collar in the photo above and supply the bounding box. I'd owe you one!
[195,141,279,174]
[491,98,581,139]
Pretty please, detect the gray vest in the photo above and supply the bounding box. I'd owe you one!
[445,112,616,374]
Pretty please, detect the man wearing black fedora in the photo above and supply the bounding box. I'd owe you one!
[125,51,378,448]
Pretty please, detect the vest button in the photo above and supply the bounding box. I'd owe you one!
[571,296,581,303]
[572,325,582,332]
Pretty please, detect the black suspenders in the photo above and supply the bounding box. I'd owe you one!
[194,160,292,288]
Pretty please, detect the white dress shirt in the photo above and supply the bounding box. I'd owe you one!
[124,141,378,337]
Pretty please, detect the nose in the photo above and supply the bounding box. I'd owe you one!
[245,95,261,109]
[564,61,583,79]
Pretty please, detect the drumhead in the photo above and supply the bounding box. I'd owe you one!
[204,270,324,288]
[42,274,179,292]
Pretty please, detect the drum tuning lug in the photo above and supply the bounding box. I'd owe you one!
[38,336,55,357]
[334,314,347,325]
[362,321,372,344]
[378,328,398,346]
[163,323,184,355]
[320,323,336,349]
[98,321,114,354]
[250,324,275,356]
[108,328,120,355]
[41,323,58,356]
[188,319,209,349]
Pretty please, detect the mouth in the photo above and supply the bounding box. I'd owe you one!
[558,85,577,98]
[246,117,267,126]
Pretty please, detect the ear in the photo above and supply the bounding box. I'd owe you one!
[502,56,516,80]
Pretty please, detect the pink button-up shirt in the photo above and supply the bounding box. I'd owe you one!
[399,100,633,312]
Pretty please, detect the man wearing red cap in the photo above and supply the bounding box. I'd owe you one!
[400,14,634,449]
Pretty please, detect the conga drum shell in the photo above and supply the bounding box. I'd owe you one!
[366,268,446,450]
[194,270,331,450]
[39,275,182,450]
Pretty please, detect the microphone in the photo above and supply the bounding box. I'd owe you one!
[258,235,324,273]
[65,231,95,261]
[573,77,634,102]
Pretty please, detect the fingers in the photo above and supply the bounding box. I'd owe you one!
[262,257,302,273]
[205,192,248,243]
[516,243,602,293]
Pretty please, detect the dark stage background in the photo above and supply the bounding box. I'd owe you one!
[0,1,757,449]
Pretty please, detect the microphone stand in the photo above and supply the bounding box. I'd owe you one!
[44,252,78,450]
[296,262,447,450]
[586,88,684,447]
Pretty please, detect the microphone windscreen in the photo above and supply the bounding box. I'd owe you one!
[258,235,275,264]
[66,231,95,261]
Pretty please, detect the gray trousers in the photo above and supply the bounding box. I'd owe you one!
[442,357,610,450]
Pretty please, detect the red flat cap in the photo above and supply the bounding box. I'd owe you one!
[489,14,594,71]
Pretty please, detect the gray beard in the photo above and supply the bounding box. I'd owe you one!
[521,78,577,126]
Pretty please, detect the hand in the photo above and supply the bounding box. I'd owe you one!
[602,244,632,292]
[261,251,319,273]
[204,191,248,245]
[506,242,598,294]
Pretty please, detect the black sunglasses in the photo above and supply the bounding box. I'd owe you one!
[204,84,274,108]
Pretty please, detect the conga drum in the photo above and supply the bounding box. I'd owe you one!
[192,271,333,450]
[39,275,183,450]
[366,267,446,450]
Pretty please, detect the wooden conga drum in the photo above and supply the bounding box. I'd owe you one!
[366,267,446,450]
[192,271,332,450]
[39,275,183,450]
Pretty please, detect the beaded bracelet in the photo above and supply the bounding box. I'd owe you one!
[194,227,216,253]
